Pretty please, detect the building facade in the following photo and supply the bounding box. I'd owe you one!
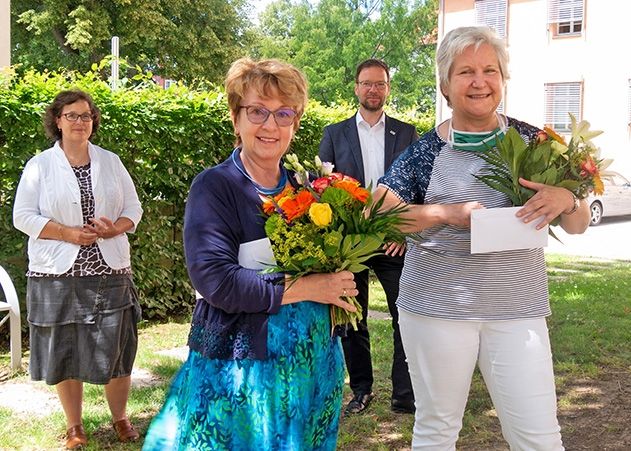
[437,0,631,173]
[1,0,10,68]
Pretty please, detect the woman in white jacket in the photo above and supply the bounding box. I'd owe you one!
[13,89,143,449]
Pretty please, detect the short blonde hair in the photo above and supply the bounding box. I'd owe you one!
[436,26,509,104]
[224,57,308,121]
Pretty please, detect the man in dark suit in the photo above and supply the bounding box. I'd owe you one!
[319,59,418,415]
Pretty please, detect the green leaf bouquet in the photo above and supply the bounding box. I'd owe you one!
[262,154,408,332]
[476,114,611,216]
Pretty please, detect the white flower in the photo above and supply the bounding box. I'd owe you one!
[293,171,309,186]
[321,161,335,176]
[569,113,603,147]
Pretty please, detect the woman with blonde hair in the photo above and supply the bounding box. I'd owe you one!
[142,58,357,450]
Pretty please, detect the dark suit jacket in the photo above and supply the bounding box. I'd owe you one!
[318,113,419,186]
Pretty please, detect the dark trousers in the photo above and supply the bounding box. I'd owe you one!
[341,253,414,402]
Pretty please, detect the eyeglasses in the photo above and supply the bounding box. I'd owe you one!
[239,105,297,127]
[61,112,94,123]
[357,81,389,91]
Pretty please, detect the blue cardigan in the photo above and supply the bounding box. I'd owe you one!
[184,154,286,360]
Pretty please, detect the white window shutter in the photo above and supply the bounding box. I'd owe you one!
[544,82,582,132]
[548,0,584,24]
[475,0,507,38]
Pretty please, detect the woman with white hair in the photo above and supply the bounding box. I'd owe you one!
[374,26,590,450]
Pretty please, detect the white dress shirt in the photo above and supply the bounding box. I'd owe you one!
[13,141,143,274]
[356,112,385,189]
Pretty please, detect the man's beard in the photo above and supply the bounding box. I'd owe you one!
[360,96,385,112]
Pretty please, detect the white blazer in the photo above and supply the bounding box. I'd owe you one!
[13,141,143,274]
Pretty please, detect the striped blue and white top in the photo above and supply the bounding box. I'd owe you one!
[379,117,550,321]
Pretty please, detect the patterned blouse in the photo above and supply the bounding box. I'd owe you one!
[28,163,131,278]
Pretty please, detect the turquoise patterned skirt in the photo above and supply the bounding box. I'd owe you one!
[143,301,345,450]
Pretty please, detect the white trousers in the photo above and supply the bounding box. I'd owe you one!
[399,310,564,451]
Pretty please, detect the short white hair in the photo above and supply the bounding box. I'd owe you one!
[436,26,509,101]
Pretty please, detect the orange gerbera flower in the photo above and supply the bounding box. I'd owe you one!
[351,186,370,203]
[281,189,316,222]
[262,186,294,215]
[333,180,370,204]
[543,126,567,146]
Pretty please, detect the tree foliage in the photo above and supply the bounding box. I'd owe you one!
[253,0,438,112]
[10,0,254,82]
[9,0,439,110]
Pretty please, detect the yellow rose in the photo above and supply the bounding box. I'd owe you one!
[308,203,332,227]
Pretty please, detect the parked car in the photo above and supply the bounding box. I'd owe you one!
[587,171,631,225]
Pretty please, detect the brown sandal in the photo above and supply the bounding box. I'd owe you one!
[113,418,140,442]
[65,424,87,449]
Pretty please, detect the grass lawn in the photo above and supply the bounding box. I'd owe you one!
[0,254,629,449]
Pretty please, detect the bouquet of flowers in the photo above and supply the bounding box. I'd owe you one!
[476,114,612,214]
[262,154,408,332]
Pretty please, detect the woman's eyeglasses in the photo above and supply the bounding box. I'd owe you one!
[239,106,297,127]
[61,113,94,123]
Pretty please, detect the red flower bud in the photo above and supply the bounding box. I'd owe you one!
[312,176,332,194]
[536,131,549,144]
[580,156,598,176]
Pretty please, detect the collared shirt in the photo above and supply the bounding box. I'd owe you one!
[356,111,385,189]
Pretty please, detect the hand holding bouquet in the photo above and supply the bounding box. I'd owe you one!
[262,154,408,332]
[476,114,612,220]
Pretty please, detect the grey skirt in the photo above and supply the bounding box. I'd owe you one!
[27,274,142,385]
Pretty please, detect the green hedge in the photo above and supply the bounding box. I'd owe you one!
[0,66,433,322]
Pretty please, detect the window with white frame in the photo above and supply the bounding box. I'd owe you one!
[164,79,177,89]
[544,82,582,132]
[548,0,584,36]
[475,0,507,38]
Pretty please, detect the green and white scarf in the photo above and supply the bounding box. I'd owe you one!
[448,113,507,152]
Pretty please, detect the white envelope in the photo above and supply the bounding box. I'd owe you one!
[470,207,548,254]
[238,237,277,270]
[195,237,277,300]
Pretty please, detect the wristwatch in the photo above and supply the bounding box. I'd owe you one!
[565,192,580,215]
